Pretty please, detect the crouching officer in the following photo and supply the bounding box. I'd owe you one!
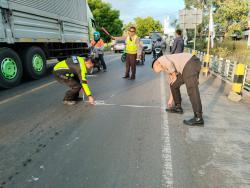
[53,56,95,105]
[152,53,204,126]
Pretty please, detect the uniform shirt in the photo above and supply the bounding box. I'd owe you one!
[158,53,193,74]
[54,57,92,96]
[91,39,105,54]
[117,35,142,58]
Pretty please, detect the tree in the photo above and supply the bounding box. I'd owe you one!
[214,0,249,37]
[88,0,123,42]
[123,17,162,38]
[184,0,249,37]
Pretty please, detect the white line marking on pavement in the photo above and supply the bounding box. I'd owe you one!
[92,100,161,109]
[161,72,173,188]
[65,137,80,146]
[86,74,98,78]
[120,104,160,108]
[0,81,57,105]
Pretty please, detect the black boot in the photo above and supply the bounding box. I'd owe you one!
[165,105,183,114]
[183,113,204,126]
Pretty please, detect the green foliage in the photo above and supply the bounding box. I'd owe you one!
[214,0,249,37]
[123,17,163,38]
[184,0,249,37]
[88,0,123,42]
[211,46,232,58]
[211,40,250,64]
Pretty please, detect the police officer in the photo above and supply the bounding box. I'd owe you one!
[152,53,204,126]
[53,56,95,105]
[123,26,142,80]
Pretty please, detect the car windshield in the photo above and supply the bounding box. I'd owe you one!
[141,39,151,44]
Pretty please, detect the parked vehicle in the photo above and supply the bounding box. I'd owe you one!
[113,39,126,53]
[0,0,95,88]
[140,38,153,54]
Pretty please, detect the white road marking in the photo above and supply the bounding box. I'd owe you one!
[92,100,161,109]
[65,137,80,146]
[160,72,173,188]
[27,176,39,182]
[0,81,57,105]
[120,104,160,108]
[86,74,98,78]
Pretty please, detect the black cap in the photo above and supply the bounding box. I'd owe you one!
[151,58,159,69]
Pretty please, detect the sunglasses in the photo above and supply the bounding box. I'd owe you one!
[129,30,135,32]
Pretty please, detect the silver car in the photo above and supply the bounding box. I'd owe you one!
[140,38,153,54]
[113,40,126,53]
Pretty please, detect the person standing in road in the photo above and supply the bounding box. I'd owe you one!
[171,29,184,54]
[152,53,204,126]
[169,37,174,52]
[91,31,107,72]
[53,56,95,105]
[123,26,142,80]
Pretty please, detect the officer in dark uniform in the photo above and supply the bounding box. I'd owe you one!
[152,53,204,126]
[53,56,95,105]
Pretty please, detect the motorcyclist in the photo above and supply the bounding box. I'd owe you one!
[153,38,163,59]
[90,31,107,72]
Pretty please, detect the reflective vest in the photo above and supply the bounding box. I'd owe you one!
[91,39,105,48]
[53,57,91,96]
[126,35,138,54]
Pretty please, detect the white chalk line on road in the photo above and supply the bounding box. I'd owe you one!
[91,100,162,109]
[160,72,173,188]
[0,81,57,106]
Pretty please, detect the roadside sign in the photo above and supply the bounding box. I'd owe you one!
[179,9,203,29]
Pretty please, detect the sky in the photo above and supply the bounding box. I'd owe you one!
[103,0,185,24]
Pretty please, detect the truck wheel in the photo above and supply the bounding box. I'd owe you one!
[21,46,46,79]
[0,48,23,88]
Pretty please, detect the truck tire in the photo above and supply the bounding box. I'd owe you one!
[0,48,23,88]
[21,46,46,79]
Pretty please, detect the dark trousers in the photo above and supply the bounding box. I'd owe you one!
[54,71,81,101]
[125,54,137,78]
[99,54,107,70]
[170,56,202,114]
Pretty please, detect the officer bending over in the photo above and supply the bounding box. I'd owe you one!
[53,56,95,105]
[152,53,204,126]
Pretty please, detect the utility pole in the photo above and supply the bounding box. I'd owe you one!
[248,11,250,49]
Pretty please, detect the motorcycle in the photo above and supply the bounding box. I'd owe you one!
[153,47,163,60]
[89,47,102,74]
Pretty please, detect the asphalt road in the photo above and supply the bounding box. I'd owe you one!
[0,53,250,188]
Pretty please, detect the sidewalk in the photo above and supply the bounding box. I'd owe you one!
[167,73,250,188]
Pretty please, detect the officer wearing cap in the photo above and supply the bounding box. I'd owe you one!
[53,56,95,105]
[152,53,204,126]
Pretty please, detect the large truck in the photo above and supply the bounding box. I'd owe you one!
[0,0,96,88]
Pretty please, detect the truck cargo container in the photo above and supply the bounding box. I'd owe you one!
[0,0,95,88]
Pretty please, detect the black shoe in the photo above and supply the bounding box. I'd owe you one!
[129,77,135,80]
[165,106,183,114]
[183,117,204,126]
[103,69,107,72]
[123,76,129,79]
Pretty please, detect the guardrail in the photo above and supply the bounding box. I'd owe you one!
[185,48,250,92]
